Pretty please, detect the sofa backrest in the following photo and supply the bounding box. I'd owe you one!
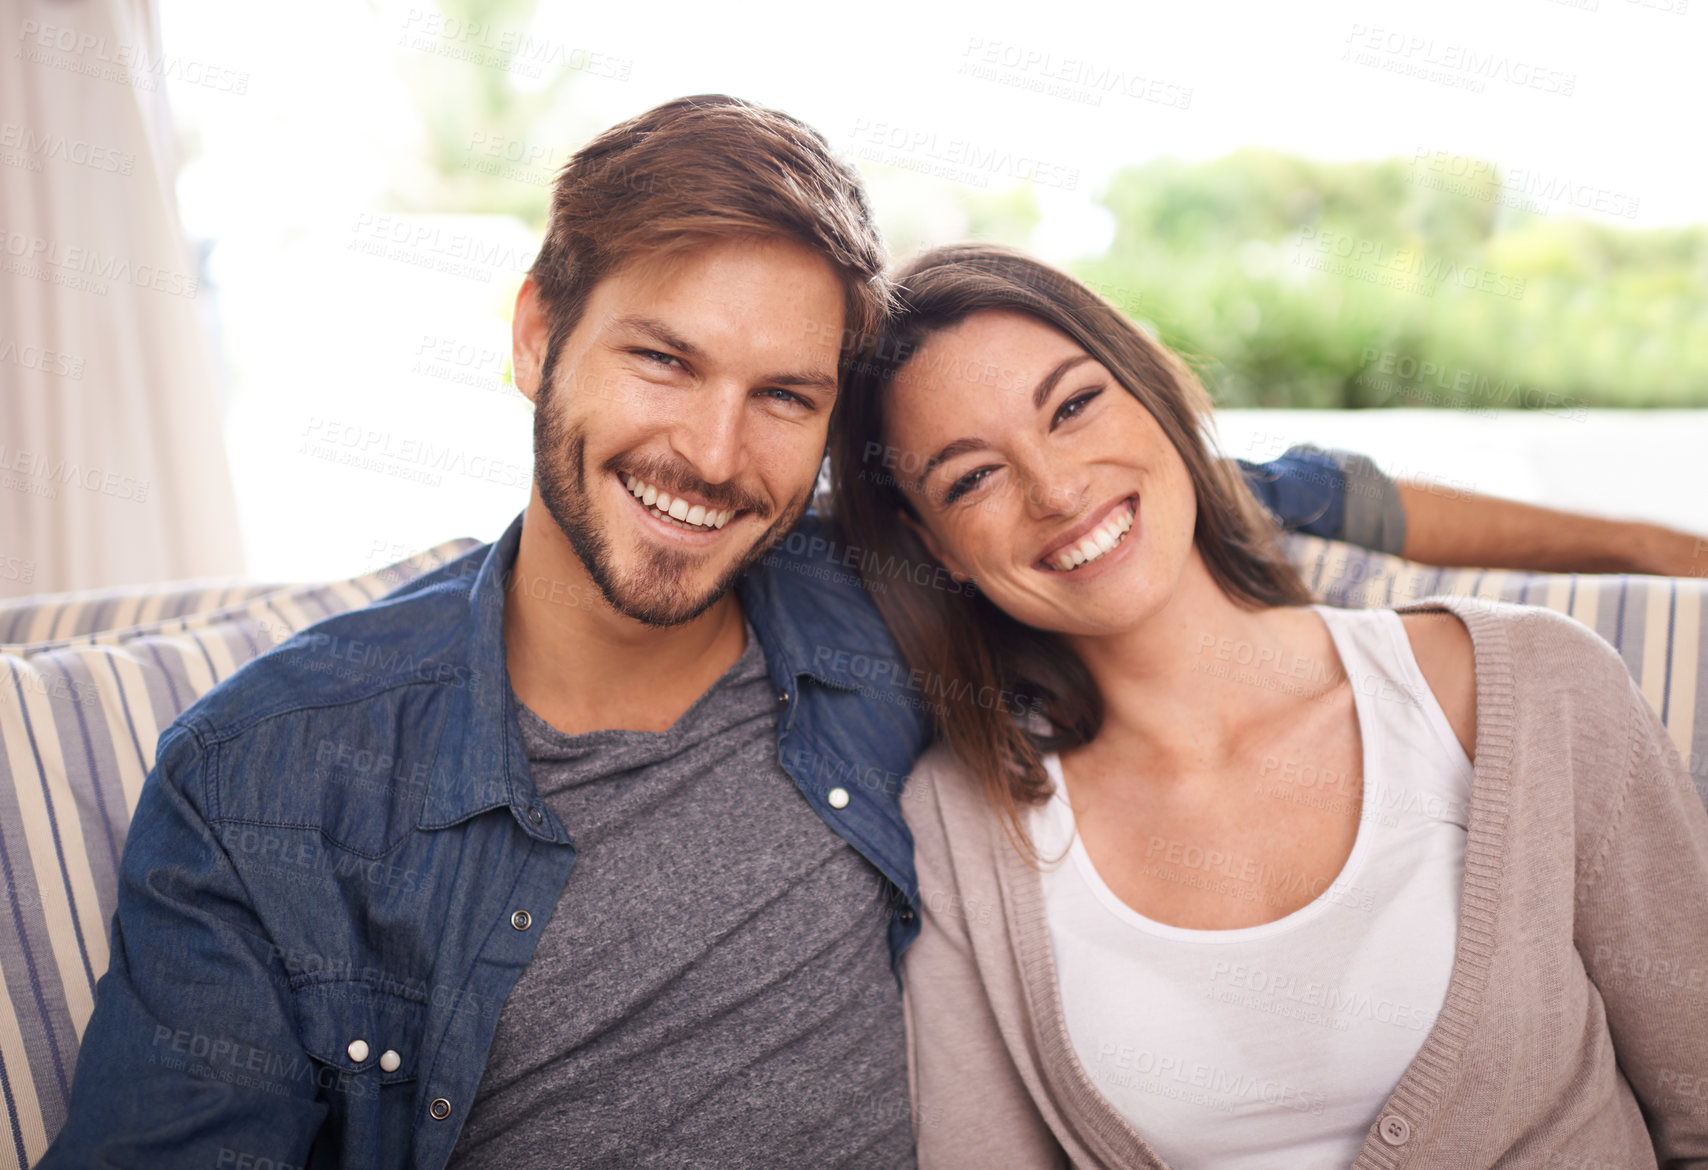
[0,534,1703,1166]
[1283,534,1707,805]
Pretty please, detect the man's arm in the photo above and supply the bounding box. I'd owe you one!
[1243,444,1707,578]
[1236,446,1407,553]
[1397,480,1708,578]
[39,724,326,1168]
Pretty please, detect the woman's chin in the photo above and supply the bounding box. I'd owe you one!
[996,584,1172,640]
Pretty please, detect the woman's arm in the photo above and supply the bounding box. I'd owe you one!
[1576,681,1708,1166]
[901,768,1068,1170]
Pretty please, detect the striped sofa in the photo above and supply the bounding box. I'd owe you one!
[0,535,1704,1165]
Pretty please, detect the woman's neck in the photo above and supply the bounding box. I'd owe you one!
[1063,550,1337,776]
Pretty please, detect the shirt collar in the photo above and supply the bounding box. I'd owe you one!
[418,511,569,844]
[416,510,898,836]
[736,513,905,697]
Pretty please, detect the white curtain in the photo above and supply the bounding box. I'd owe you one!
[1,0,243,600]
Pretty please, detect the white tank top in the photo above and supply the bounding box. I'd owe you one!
[1032,605,1472,1169]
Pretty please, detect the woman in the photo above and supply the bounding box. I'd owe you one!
[831,243,1708,1168]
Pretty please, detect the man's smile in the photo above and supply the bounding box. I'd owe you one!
[619,471,739,536]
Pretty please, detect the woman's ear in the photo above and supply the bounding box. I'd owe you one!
[899,509,972,582]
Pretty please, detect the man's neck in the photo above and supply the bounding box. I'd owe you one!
[502,499,749,736]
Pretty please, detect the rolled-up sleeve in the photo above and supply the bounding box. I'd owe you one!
[1235,444,1407,555]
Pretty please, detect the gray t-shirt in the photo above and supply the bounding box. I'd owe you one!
[447,626,913,1169]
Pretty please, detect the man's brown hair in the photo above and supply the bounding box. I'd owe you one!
[530,94,889,383]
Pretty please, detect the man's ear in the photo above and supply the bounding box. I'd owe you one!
[899,508,971,582]
[511,275,548,405]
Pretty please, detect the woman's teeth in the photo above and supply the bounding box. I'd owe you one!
[1049,504,1134,571]
[625,474,732,530]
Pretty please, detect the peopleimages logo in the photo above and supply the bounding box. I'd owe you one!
[959,37,1193,109]
[1411,150,1642,220]
[1342,24,1577,96]
[0,445,150,502]
[0,228,199,298]
[15,19,250,93]
[0,122,135,174]
[847,119,1081,192]
[1292,226,1527,301]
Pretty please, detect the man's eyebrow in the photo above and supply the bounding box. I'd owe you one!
[1032,354,1096,409]
[760,367,839,394]
[612,315,836,393]
[612,315,702,358]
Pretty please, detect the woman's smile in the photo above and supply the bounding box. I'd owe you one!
[1038,495,1139,574]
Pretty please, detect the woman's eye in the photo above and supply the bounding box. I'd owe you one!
[944,466,994,505]
[1053,387,1102,427]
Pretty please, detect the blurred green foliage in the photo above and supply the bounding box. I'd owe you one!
[1071,149,1708,409]
[386,0,575,228]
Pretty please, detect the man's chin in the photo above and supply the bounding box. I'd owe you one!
[595,542,764,628]
[600,574,735,628]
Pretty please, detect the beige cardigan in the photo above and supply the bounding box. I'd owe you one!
[900,598,1708,1169]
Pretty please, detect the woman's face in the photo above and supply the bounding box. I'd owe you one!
[884,309,1200,638]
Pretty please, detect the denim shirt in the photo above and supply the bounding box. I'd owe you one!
[42,451,1359,1170]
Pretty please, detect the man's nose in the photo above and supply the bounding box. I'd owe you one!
[669,383,747,487]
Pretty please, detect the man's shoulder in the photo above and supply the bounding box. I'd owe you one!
[741,512,901,659]
[180,541,492,745]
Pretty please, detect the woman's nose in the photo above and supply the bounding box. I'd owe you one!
[1021,459,1090,521]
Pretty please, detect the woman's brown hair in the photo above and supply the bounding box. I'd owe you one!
[829,243,1310,860]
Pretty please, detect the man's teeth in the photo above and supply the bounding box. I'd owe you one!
[1050,505,1134,571]
[624,474,732,530]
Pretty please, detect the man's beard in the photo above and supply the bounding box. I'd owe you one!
[532,372,811,628]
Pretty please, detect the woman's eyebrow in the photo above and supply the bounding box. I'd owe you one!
[913,354,1098,492]
[1031,354,1095,409]
[915,437,990,493]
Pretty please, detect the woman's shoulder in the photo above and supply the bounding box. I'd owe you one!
[900,741,1024,864]
[1395,609,1477,760]
[1396,596,1642,740]
[1398,595,1632,675]
[902,741,995,824]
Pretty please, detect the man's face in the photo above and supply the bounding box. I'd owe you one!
[513,235,847,627]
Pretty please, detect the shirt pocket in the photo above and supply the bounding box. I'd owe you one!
[291,977,429,1090]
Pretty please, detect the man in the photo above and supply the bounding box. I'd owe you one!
[41,95,1705,1170]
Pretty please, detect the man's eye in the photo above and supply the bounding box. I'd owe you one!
[637,349,680,368]
[761,387,813,409]
[1053,387,1103,427]
[944,466,994,505]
